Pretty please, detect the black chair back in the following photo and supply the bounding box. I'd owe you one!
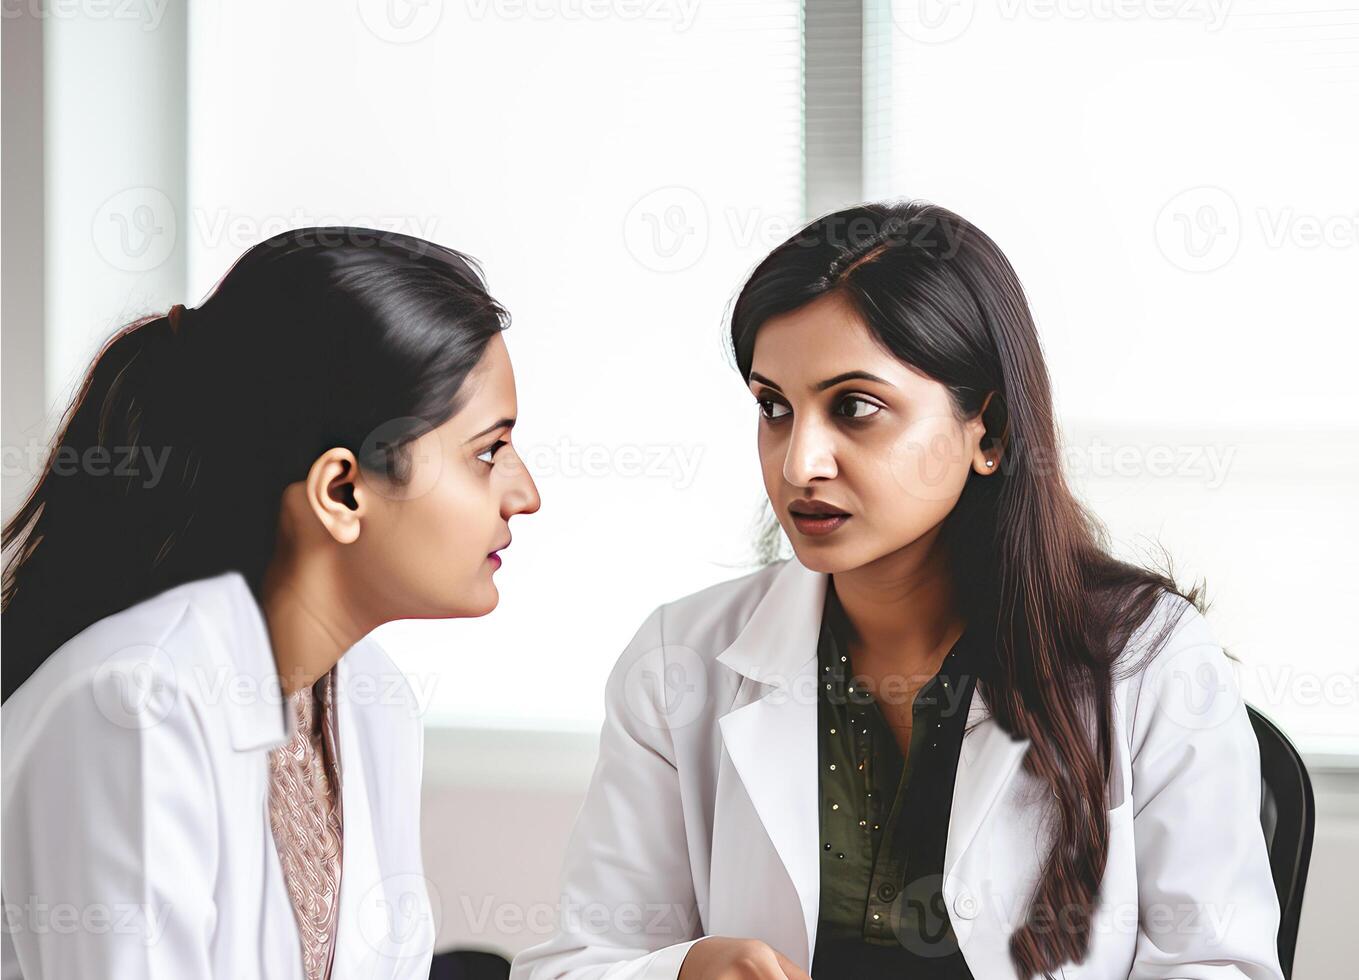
[428,948,511,980]
[1247,703,1316,979]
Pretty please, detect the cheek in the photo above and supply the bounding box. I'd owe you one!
[757,426,785,484]
[389,463,491,567]
[878,418,972,510]
[427,465,494,556]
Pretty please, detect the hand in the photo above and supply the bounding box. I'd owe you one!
[678,937,813,980]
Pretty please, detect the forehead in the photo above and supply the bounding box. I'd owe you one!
[468,331,513,390]
[442,332,516,434]
[750,291,907,385]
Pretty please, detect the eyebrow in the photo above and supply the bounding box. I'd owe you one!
[463,418,516,443]
[748,370,891,393]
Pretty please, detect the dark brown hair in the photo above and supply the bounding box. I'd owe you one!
[3,227,508,701]
[729,200,1221,978]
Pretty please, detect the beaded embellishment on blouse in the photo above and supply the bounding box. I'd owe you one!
[267,667,344,980]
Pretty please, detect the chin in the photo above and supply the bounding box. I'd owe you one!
[788,544,850,575]
[791,537,890,576]
[467,581,500,617]
[430,578,498,619]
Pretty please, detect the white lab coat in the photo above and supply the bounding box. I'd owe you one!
[1,570,434,980]
[511,556,1284,980]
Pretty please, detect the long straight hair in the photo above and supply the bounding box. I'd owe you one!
[2,227,508,702]
[729,201,1216,978]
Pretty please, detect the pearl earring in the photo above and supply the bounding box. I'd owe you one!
[985,460,994,468]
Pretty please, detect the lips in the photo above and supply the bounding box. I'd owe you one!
[788,500,852,538]
[788,500,850,518]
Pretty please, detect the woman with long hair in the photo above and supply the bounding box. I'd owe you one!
[2,227,540,979]
[510,202,1281,980]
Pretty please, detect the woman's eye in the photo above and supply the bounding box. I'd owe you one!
[757,398,790,420]
[476,440,507,465]
[838,396,881,419]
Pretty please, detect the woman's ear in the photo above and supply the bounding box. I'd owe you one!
[972,390,1006,474]
[303,448,366,544]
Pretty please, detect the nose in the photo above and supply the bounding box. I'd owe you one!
[782,416,838,487]
[503,455,541,518]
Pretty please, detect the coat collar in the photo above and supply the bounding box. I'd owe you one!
[196,572,396,977]
[194,570,297,752]
[711,556,1033,970]
[715,557,826,687]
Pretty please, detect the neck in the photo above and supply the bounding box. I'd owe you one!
[259,549,373,698]
[829,523,964,671]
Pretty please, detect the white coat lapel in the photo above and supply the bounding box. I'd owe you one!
[945,686,1032,879]
[205,576,421,977]
[328,647,398,980]
[714,558,826,968]
[712,558,1036,970]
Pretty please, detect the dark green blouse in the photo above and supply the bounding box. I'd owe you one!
[810,579,980,979]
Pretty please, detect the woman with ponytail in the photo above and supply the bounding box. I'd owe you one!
[2,227,540,979]
[510,202,1282,980]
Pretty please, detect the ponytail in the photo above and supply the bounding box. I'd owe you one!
[2,307,209,700]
